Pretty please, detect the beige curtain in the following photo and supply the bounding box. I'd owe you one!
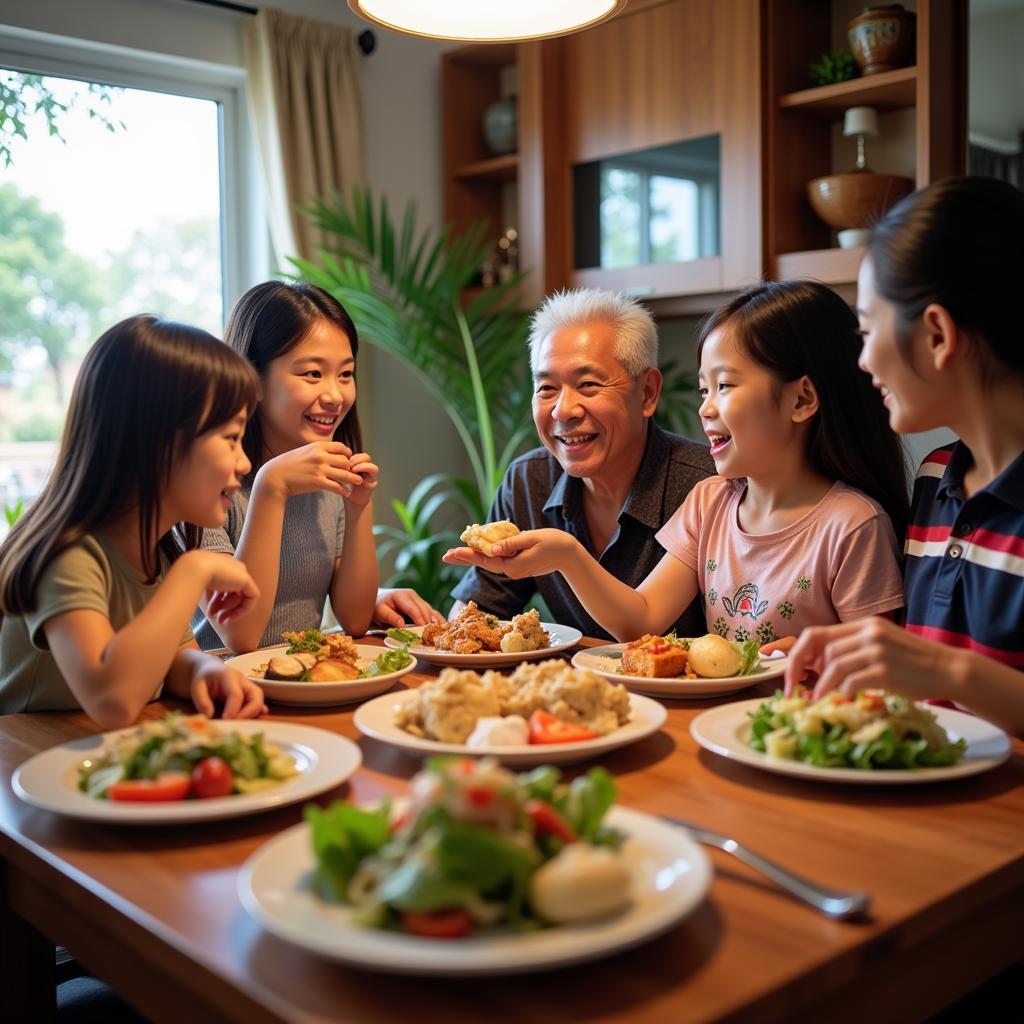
[242,7,365,264]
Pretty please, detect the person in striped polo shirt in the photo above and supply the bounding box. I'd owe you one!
[786,177,1024,737]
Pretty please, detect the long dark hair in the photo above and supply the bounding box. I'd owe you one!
[869,175,1024,378]
[224,281,363,471]
[697,280,910,540]
[0,316,260,615]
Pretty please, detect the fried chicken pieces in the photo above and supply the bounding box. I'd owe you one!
[420,602,550,655]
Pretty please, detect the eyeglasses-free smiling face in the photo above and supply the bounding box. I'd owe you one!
[856,256,946,436]
[259,320,356,456]
[698,326,810,480]
[166,409,251,528]
[531,321,658,483]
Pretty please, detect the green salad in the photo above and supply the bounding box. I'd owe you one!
[748,690,967,770]
[306,758,631,937]
[77,712,297,800]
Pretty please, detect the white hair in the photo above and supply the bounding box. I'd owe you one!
[527,288,658,378]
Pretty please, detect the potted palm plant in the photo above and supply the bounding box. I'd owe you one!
[294,188,534,609]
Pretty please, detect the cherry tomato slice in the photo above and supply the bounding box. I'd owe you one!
[527,709,598,745]
[191,756,234,799]
[107,773,191,802]
[524,799,576,843]
[401,909,474,939]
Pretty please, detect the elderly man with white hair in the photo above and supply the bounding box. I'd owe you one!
[446,288,713,639]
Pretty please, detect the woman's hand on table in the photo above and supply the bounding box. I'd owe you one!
[784,617,947,700]
[373,588,444,628]
[443,528,578,580]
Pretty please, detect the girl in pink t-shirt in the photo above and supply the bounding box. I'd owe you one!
[446,280,908,645]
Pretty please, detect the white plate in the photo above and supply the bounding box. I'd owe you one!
[572,645,787,698]
[383,622,583,667]
[13,720,362,824]
[690,698,1012,784]
[238,805,711,975]
[225,644,417,706]
[354,690,667,767]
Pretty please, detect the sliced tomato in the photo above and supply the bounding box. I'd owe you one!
[401,909,474,939]
[191,756,234,799]
[524,799,576,843]
[527,709,598,745]
[465,785,495,807]
[107,773,191,802]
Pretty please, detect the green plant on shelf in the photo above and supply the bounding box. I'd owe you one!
[808,50,859,87]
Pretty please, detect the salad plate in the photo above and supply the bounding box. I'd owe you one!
[354,690,668,767]
[238,805,711,975]
[225,643,417,706]
[690,698,1012,784]
[13,720,361,824]
[572,645,787,697]
[383,622,583,668]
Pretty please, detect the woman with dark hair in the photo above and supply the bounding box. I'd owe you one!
[193,280,441,653]
[446,280,907,647]
[786,177,1024,737]
[0,316,265,724]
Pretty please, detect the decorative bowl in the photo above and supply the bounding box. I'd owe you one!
[848,4,916,76]
[482,95,517,156]
[807,172,914,231]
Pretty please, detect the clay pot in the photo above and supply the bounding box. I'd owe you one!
[848,5,916,76]
[806,172,914,230]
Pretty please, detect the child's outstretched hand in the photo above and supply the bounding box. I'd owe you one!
[443,528,576,580]
[345,452,379,506]
[190,659,267,719]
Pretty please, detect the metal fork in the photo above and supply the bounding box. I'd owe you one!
[659,815,871,919]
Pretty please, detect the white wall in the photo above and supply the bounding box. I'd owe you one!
[0,0,467,549]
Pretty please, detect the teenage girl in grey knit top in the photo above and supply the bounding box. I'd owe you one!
[193,282,441,652]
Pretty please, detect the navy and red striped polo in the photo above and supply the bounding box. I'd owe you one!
[904,443,1024,669]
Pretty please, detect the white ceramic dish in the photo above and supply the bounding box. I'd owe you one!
[238,805,711,975]
[689,698,1012,784]
[13,720,362,824]
[225,644,417,706]
[354,690,668,767]
[572,645,787,698]
[383,622,583,667]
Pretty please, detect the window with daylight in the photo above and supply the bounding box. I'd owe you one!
[0,58,246,533]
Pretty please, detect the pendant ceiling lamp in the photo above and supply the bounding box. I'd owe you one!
[347,1,628,43]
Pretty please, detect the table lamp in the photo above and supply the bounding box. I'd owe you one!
[843,106,878,172]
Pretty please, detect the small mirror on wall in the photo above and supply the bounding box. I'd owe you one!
[968,0,1024,189]
[573,135,721,271]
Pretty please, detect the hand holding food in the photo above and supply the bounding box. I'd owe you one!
[460,520,521,556]
[443,528,578,579]
[305,757,631,937]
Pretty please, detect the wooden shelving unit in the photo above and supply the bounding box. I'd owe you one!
[453,153,519,184]
[765,0,966,284]
[778,66,917,117]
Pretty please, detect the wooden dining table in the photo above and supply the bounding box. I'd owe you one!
[1,638,1022,1024]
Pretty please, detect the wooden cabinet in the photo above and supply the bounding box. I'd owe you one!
[441,0,967,307]
[765,0,967,284]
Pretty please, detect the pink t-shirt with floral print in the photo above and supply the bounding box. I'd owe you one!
[655,477,904,644]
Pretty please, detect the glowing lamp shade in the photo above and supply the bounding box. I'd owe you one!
[348,0,628,43]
